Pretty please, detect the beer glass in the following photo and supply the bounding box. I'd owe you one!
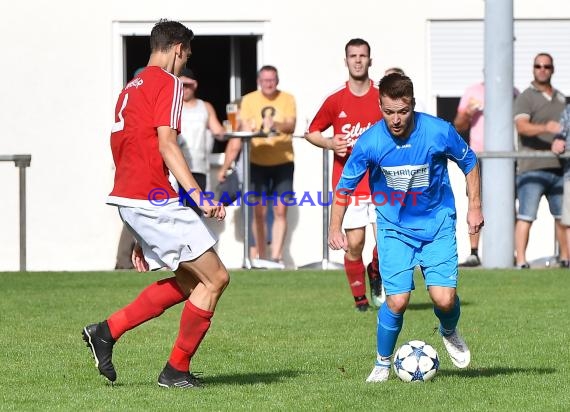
[226,103,238,132]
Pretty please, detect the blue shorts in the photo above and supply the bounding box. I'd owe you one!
[516,169,563,221]
[377,228,458,296]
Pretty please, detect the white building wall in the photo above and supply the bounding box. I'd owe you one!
[0,0,569,270]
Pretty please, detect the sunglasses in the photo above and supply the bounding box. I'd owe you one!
[534,64,553,70]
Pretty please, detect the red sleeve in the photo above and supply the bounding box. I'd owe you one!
[154,76,183,132]
[308,95,335,133]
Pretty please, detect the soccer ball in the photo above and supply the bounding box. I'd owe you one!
[393,340,439,382]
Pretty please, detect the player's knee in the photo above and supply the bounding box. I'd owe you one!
[212,268,230,293]
[346,241,364,258]
[221,270,230,289]
[346,236,365,256]
[386,295,408,313]
[433,294,456,312]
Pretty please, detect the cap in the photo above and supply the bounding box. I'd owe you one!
[179,68,197,83]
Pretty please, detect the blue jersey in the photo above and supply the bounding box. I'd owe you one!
[337,112,477,241]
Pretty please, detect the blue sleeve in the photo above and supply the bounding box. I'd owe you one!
[445,123,477,175]
[336,136,370,194]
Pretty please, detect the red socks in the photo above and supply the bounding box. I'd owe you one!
[344,255,368,304]
[168,300,213,372]
[105,277,214,372]
[107,277,186,340]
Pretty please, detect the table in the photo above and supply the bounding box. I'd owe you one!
[223,131,268,269]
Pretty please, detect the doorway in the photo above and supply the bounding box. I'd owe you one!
[436,96,469,144]
[124,35,259,152]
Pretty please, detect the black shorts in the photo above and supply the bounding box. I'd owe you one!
[250,162,294,196]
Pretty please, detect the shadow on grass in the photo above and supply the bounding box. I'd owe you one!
[205,369,302,385]
[115,370,303,388]
[407,301,472,311]
[440,366,555,378]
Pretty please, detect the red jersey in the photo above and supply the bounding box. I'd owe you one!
[107,66,183,206]
[308,80,382,195]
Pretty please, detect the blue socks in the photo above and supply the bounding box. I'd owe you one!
[375,295,460,364]
[376,301,404,361]
[434,295,461,336]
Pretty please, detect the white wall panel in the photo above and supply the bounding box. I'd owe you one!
[430,19,570,96]
[1,0,570,270]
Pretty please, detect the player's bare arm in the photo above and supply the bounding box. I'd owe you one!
[465,163,484,235]
[158,125,226,220]
[331,134,349,157]
[328,190,349,251]
[158,125,203,196]
[304,130,329,149]
[131,243,149,273]
[305,131,349,157]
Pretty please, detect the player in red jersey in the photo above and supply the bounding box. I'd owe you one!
[82,19,229,389]
[306,38,383,311]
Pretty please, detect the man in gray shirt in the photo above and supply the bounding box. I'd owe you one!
[514,52,567,268]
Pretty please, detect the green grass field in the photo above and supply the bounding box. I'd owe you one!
[1,268,568,411]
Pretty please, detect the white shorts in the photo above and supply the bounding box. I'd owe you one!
[118,203,216,271]
[342,197,376,229]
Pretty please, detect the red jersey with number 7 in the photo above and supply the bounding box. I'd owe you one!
[308,80,381,196]
[107,66,183,207]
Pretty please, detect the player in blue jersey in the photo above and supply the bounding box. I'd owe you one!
[328,73,483,382]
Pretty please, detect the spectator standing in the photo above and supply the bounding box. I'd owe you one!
[238,65,297,267]
[175,68,225,192]
[514,53,567,268]
[454,80,519,266]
